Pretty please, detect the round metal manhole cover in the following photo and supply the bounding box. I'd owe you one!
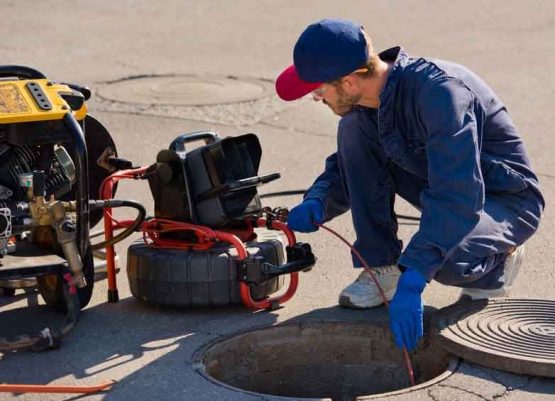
[96,74,274,106]
[436,298,555,377]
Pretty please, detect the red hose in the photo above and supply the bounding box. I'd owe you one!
[317,223,416,387]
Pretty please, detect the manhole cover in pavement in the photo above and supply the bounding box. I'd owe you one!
[96,74,274,106]
[436,298,555,378]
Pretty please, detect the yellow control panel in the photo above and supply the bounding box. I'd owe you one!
[0,78,87,124]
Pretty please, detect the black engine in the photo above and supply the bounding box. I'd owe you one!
[0,140,76,254]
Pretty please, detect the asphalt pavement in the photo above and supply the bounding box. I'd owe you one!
[0,1,554,400]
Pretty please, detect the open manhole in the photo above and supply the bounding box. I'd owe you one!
[194,321,458,400]
[96,74,274,106]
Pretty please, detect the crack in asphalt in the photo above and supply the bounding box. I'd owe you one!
[430,367,532,401]
[491,378,531,400]
[471,364,531,400]
[427,387,442,401]
[437,383,490,400]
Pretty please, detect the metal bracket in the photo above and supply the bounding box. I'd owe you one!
[26,81,52,111]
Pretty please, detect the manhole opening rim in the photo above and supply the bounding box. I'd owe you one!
[192,321,460,400]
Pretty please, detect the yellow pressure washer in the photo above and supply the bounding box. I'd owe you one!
[0,66,122,350]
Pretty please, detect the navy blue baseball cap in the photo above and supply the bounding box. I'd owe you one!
[276,18,368,101]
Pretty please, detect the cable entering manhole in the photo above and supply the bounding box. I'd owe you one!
[194,321,458,401]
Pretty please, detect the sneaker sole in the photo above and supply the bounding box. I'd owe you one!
[338,288,396,309]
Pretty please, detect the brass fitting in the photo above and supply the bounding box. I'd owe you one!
[29,197,76,227]
[28,196,85,288]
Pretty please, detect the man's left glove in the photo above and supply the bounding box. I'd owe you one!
[389,268,427,351]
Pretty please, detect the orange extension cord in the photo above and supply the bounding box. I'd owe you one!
[0,381,115,394]
[317,223,416,387]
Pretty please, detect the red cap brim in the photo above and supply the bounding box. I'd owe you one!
[275,65,321,101]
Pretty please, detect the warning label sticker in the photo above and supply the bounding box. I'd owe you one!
[0,83,29,114]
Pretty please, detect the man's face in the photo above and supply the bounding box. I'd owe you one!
[312,80,361,116]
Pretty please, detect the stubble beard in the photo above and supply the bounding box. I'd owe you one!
[329,85,361,116]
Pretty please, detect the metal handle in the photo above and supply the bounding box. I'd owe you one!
[261,258,315,278]
[169,131,219,153]
[238,242,315,284]
[196,172,281,201]
[63,83,92,101]
[0,65,46,79]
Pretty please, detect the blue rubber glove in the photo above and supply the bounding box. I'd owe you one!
[287,199,324,233]
[389,268,427,351]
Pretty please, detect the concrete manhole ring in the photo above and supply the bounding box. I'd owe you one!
[193,321,458,401]
[436,298,555,378]
[96,74,274,107]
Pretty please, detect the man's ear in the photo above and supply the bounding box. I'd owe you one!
[341,75,361,94]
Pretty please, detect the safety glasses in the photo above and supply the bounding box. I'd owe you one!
[311,67,369,97]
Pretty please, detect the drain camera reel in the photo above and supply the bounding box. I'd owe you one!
[99,131,316,309]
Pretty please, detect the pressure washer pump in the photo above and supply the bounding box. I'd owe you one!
[0,65,127,352]
[104,131,316,310]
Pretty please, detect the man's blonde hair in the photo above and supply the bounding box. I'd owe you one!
[355,31,379,78]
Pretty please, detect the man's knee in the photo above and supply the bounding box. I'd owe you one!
[433,262,470,287]
[433,252,505,288]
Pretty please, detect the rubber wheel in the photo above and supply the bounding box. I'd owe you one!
[37,248,95,311]
[61,114,118,229]
[0,287,16,296]
[127,230,285,307]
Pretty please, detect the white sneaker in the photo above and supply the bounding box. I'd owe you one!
[338,265,401,309]
[461,245,525,300]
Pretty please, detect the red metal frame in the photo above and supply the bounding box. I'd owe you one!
[99,168,300,310]
[100,167,148,299]
[242,218,299,309]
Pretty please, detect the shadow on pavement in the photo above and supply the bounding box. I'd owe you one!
[0,294,280,401]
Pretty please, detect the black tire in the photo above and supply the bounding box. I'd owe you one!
[0,287,16,296]
[127,230,285,307]
[37,248,95,311]
[61,114,118,229]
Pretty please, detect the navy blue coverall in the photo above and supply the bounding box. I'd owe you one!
[305,47,545,289]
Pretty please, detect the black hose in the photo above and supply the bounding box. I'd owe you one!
[0,275,80,352]
[89,226,128,239]
[394,213,421,222]
[259,189,421,221]
[259,189,307,199]
[89,200,146,250]
[89,229,107,239]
